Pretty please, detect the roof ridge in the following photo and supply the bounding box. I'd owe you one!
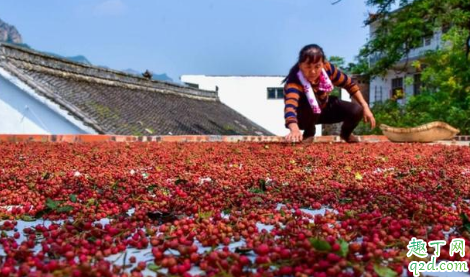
[0,42,218,100]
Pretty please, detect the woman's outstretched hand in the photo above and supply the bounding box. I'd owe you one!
[285,124,303,142]
[352,90,376,130]
[363,106,376,129]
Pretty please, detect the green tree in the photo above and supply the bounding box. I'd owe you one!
[360,0,470,76]
[346,56,370,75]
[328,56,347,98]
[352,0,470,135]
[329,56,346,71]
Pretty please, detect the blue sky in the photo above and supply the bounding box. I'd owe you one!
[0,0,371,82]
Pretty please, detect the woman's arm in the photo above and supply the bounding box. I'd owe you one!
[352,90,376,129]
[324,62,376,129]
[284,83,303,141]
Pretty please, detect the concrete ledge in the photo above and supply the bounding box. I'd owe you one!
[0,134,391,143]
[456,136,470,141]
[0,134,467,144]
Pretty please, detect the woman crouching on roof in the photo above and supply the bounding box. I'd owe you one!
[283,44,376,143]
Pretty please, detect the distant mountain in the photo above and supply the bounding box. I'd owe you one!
[0,17,90,65]
[0,18,22,44]
[62,55,92,65]
[122,69,173,82]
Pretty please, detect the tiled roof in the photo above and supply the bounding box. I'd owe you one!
[0,43,272,136]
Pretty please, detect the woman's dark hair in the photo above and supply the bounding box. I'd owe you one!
[282,44,326,84]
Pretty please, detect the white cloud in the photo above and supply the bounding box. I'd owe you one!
[93,0,127,17]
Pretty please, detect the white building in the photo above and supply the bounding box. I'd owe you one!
[180,75,295,136]
[181,75,354,136]
[369,19,446,105]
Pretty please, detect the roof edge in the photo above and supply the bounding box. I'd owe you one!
[0,43,219,100]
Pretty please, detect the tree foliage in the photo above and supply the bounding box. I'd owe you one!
[352,0,470,135]
[360,0,470,76]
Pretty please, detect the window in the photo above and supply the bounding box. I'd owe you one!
[185,82,199,89]
[391,77,404,100]
[374,86,378,103]
[267,87,284,100]
[424,36,432,46]
[413,74,422,95]
[374,86,383,103]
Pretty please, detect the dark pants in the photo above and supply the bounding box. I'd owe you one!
[297,95,363,138]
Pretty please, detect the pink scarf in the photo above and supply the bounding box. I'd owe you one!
[297,69,334,114]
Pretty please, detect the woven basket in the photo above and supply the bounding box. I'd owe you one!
[380,121,460,142]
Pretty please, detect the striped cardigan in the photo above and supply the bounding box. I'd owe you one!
[284,61,360,127]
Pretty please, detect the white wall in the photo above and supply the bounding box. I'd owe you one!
[369,22,444,104]
[340,88,352,102]
[370,70,419,106]
[0,71,93,134]
[405,30,443,60]
[181,75,324,136]
[370,73,393,104]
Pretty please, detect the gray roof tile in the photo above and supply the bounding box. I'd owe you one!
[0,43,271,136]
